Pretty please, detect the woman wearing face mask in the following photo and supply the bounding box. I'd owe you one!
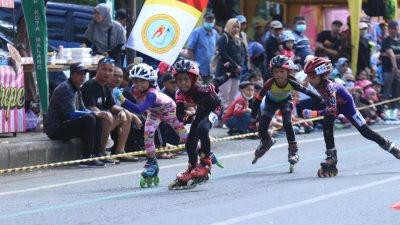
[291,16,313,67]
[358,22,372,75]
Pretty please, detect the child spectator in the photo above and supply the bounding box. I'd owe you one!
[223,81,254,135]
[281,30,296,61]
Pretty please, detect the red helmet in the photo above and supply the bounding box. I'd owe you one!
[269,55,296,70]
[304,57,332,76]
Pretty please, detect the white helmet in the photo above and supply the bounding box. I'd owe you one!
[129,63,158,82]
[281,30,295,42]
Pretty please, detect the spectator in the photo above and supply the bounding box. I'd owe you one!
[81,58,136,162]
[281,30,296,61]
[265,20,283,67]
[187,12,219,84]
[44,63,105,168]
[217,18,244,109]
[329,57,352,80]
[292,16,313,66]
[236,15,251,74]
[246,71,264,87]
[358,22,372,74]
[315,20,342,62]
[377,22,388,45]
[115,9,127,28]
[84,3,126,67]
[253,20,266,44]
[248,41,266,76]
[380,20,400,109]
[223,81,254,135]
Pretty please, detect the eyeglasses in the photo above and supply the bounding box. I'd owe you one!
[98,58,115,65]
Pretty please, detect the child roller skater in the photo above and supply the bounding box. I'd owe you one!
[114,63,188,187]
[302,57,400,177]
[169,59,230,189]
[251,55,323,172]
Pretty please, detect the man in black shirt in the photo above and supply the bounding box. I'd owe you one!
[82,58,136,162]
[381,20,400,109]
[315,20,342,62]
[264,20,283,66]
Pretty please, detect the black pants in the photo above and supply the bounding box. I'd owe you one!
[186,113,212,165]
[50,114,102,158]
[323,114,386,150]
[259,100,295,143]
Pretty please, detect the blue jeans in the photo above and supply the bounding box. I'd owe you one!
[225,112,252,133]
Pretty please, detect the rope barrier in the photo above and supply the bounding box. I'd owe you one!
[1,96,399,174]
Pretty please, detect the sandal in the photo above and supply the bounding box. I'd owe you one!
[159,152,177,159]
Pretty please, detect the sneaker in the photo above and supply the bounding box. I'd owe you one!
[95,153,118,165]
[79,160,105,168]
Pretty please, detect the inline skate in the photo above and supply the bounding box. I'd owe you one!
[381,139,400,159]
[317,148,338,177]
[288,142,300,173]
[140,157,160,188]
[252,138,275,164]
[168,155,212,190]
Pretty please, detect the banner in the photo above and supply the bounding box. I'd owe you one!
[0,0,14,8]
[0,60,25,133]
[347,0,362,74]
[126,0,208,65]
[21,0,48,114]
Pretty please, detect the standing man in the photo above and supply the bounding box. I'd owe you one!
[264,20,283,66]
[381,20,400,109]
[186,12,219,84]
[81,58,137,162]
[292,16,313,66]
[236,15,251,76]
[315,20,342,63]
[44,63,105,168]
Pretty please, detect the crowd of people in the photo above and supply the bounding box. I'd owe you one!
[42,3,400,178]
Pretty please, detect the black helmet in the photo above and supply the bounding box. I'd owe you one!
[172,59,200,77]
[269,55,295,70]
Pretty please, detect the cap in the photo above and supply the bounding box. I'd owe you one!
[204,12,215,19]
[359,22,368,30]
[389,20,398,28]
[235,15,247,24]
[270,20,283,29]
[160,72,175,83]
[332,20,343,26]
[70,63,88,74]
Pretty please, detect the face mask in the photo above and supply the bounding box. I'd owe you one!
[203,22,214,30]
[360,29,367,37]
[243,93,253,100]
[295,24,306,33]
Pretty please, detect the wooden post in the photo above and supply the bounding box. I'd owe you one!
[126,0,136,65]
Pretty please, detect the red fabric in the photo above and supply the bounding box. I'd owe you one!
[223,96,248,122]
[177,0,208,11]
[157,61,170,76]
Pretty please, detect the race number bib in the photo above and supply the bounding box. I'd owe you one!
[315,64,328,75]
[208,112,218,125]
[352,110,366,127]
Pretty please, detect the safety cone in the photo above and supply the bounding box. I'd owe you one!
[391,202,400,210]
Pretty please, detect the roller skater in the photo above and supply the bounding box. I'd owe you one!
[168,59,230,190]
[250,55,323,173]
[114,63,188,187]
[302,57,400,178]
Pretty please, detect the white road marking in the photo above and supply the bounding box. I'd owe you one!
[210,174,400,225]
[0,126,398,197]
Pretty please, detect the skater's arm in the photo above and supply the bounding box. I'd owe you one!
[120,92,156,114]
[289,78,323,103]
[318,89,337,116]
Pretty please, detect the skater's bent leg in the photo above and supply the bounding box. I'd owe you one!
[258,114,273,141]
[197,115,213,157]
[165,112,188,144]
[282,107,295,143]
[144,114,162,158]
[186,120,201,165]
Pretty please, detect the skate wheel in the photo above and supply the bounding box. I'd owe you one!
[147,177,153,187]
[317,168,324,178]
[168,180,178,190]
[332,168,339,176]
[186,179,195,188]
[289,164,295,173]
[139,178,146,188]
[154,176,160,186]
[252,157,258,164]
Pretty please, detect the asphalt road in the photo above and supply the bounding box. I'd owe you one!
[1,125,400,225]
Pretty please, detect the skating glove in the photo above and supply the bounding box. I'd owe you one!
[113,88,126,103]
[302,109,318,119]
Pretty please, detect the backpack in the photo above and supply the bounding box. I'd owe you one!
[210,33,228,76]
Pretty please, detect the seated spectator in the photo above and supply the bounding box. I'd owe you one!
[44,63,105,168]
[223,81,254,135]
[329,57,352,80]
[248,41,266,76]
[81,58,136,162]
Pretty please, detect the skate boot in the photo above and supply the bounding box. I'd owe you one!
[288,142,300,173]
[140,157,160,188]
[380,139,400,159]
[317,148,338,177]
[168,163,196,190]
[252,138,275,164]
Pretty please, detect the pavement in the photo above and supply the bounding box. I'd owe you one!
[0,126,228,170]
